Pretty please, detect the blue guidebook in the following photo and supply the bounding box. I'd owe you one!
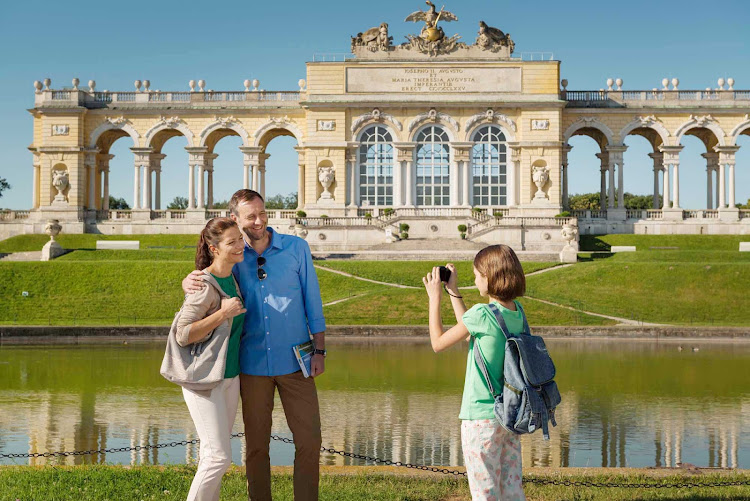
[293,340,315,378]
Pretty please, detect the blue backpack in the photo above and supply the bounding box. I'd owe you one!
[473,302,561,440]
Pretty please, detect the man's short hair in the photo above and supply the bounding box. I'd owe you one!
[228,189,264,216]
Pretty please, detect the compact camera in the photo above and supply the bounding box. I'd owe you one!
[438,266,452,283]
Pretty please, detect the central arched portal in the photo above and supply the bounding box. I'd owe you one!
[256,128,301,209]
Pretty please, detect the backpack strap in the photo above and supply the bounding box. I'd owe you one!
[513,301,532,336]
[487,303,513,338]
[472,339,499,398]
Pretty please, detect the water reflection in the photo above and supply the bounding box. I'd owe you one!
[0,338,747,468]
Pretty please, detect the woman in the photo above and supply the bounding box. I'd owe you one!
[175,217,246,501]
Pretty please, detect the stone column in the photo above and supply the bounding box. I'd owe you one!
[197,164,205,209]
[294,146,305,209]
[449,157,459,206]
[672,162,680,209]
[662,164,670,209]
[84,152,97,210]
[395,143,416,207]
[188,164,196,209]
[259,153,270,199]
[595,152,609,209]
[32,162,40,209]
[185,147,209,210]
[239,146,261,192]
[149,153,166,211]
[346,146,358,207]
[659,146,683,211]
[133,164,141,210]
[451,143,472,207]
[131,148,153,211]
[606,146,627,209]
[508,143,521,207]
[251,164,259,191]
[154,168,161,210]
[648,152,663,209]
[716,146,740,211]
[102,164,109,210]
[562,144,572,210]
[205,153,218,209]
[702,152,718,209]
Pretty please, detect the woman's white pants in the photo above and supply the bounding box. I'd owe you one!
[182,376,240,501]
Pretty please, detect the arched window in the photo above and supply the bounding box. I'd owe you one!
[358,125,393,206]
[416,126,450,206]
[471,125,507,206]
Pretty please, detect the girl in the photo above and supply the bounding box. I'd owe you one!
[176,217,247,501]
[422,244,527,501]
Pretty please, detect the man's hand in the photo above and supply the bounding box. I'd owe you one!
[311,354,325,377]
[182,270,206,294]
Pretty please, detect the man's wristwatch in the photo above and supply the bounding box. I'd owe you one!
[312,348,327,358]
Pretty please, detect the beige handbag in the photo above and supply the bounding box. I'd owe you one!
[160,272,238,391]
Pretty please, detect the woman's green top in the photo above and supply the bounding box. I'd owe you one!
[211,273,244,379]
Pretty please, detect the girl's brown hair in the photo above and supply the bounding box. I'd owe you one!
[473,244,525,301]
[195,217,239,270]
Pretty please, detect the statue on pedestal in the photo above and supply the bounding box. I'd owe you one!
[52,169,69,204]
[41,219,65,261]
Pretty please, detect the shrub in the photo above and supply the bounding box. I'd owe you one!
[296,210,307,218]
[399,223,410,232]
[364,212,372,219]
[320,214,329,219]
[457,224,468,233]
[471,207,484,214]
[492,210,504,218]
[400,232,409,240]
[555,211,572,218]
[383,208,395,216]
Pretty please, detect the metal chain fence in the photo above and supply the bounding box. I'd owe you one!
[1,433,748,489]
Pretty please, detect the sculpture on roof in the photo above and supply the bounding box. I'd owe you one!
[403,2,464,56]
[351,22,393,52]
[475,21,515,53]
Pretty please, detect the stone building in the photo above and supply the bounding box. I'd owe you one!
[3,4,749,251]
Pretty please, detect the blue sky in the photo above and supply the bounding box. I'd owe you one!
[1,0,749,209]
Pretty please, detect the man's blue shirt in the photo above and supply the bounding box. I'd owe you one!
[233,228,326,376]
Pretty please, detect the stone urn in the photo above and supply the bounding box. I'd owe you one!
[41,219,64,261]
[559,223,579,263]
[318,166,335,201]
[532,165,549,200]
[52,169,69,204]
[293,223,308,240]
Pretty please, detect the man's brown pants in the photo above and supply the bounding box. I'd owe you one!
[240,371,321,501]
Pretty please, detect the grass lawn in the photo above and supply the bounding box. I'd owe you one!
[526,259,750,325]
[580,234,749,252]
[0,234,198,253]
[0,466,748,501]
[317,260,560,288]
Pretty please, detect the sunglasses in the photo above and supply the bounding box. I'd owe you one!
[257,256,267,281]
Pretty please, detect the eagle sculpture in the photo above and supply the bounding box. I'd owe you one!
[404,1,458,28]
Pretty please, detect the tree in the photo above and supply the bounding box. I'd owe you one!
[0,177,10,199]
[212,200,229,209]
[167,196,190,210]
[567,192,662,210]
[108,196,130,210]
[265,192,298,209]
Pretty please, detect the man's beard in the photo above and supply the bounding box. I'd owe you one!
[242,223,266,241]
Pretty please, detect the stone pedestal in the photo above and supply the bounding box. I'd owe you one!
[41,240,65,261]
[719,208,740,222]
[607,208,627,221]
[559,245,578,263]
[662,208,684,221]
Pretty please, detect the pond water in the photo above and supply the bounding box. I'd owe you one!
[0,338,747,469]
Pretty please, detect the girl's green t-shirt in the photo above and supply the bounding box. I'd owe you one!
[458,300,524,420]
[211,273,244,379]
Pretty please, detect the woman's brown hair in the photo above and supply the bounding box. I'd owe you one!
[195,217,239,270]
[473,244,526,301]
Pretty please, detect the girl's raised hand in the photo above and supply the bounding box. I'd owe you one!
[445,263,459,293]
[423,266,443,302]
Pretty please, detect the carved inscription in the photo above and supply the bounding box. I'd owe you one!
[346,67,521,93]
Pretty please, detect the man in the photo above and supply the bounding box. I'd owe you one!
[183,189,326,501]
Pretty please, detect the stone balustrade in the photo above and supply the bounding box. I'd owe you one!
[564,89,750,108]
[36,89,301,108]
[0,210,30,221]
